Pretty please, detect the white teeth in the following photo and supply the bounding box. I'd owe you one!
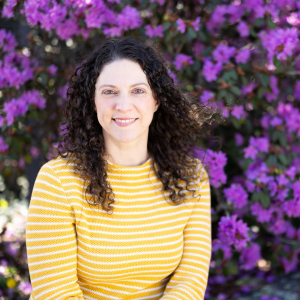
[114,119,136,123]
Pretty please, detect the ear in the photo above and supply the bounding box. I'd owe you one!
[154,99,160,112]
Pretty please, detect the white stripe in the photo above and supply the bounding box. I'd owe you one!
[77,243,183,261]
[77,241,183,259]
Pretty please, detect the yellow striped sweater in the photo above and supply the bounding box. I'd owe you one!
[26,155,211,300]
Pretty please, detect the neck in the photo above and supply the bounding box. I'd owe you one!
[103,134,150,167]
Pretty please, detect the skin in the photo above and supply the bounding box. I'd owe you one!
[94,59,160,167]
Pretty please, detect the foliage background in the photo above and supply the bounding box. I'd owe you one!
[1,0,300,299]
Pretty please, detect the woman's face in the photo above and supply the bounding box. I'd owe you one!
[94,59,159,148]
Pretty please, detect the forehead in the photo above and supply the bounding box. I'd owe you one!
[97,59,147,85]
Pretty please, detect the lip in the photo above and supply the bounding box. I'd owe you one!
[112,118,138,127]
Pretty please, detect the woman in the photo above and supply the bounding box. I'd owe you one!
[26,37,212,300]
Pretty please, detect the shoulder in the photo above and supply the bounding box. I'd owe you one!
[37,153,80,181]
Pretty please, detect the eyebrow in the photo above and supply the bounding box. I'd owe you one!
[98,83,149,89]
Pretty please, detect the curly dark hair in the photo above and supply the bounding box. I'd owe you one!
[54,36,219,215]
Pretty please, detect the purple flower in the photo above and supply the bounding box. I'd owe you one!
[237,21,249,37]
[295,80,300,102]
[200,90,215,103]
[242,82,257,95]
[244,145,258,159]
[202,58,223,82]
[259,27,299,64]
[268,181,278,197]
[195,149,227,187]
[218,215,250,250]
[245,179,256,193]
[231,105,247,119]
[251,203,273,223]
[236,48,251,64]
[0,136,8,153]
[192,17,201,31]
[48,64,58,76]
[116,5,142,31]
[270,116,283,127]
[1,0,17,18]
[0,29,17,52]
[212,44,236,64]
[144,25,164,38]
[176,18,186,34]
[240,243,261,270]
[56,18,79,40]
[18,282,32,295]
[224,183,248,209]
[250,136,270,153]
[285,166,296,181]
[235,133,244,146]
[173,54,193,70]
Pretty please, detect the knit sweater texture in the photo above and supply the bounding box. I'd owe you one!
[26,155,211,300]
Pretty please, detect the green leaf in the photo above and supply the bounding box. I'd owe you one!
[260,192,270,208]
[266,155,278,167]
[186,27,197,41]
[273,55,283,73]
[199,30,207,43]
[241,76,248,86]
[260,73,269,87]
[271,131,279,142]
[217,89,227,100]
[225,262,239,275]
[250,29,256,38]
[202,46,213,57]
[278,153,288,166]
[278,132,287,148]
[192,61,200,72]
[231,118,241,129]
[163,22,171,31]
[251,192,261,202]
[256,87,264,99]
[266,18,276,29]
[230,86,241,96]
[242,158,252,171]
[253,18,264,28]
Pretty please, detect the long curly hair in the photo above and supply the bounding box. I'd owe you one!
[54,36,219,214]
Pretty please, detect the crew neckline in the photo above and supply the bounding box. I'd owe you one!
[106,156,153,170]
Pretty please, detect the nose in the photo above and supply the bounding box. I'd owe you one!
[115,93,134,112]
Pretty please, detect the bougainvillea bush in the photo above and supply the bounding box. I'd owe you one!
[1,0,300,299]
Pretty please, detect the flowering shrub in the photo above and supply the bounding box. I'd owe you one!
[1,0,300,299]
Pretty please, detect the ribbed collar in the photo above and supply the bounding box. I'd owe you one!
[105,156,154,175]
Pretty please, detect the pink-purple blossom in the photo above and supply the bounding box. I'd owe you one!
[239,243,261,270]
[144,25,164,38]
[212,44,236,64]
[202,58,223,82]
[173,54,194,70]
[0,136,9,153]
[231,105,247,119]
[237,21,250,37]
[218,215,250,250]
[235,48,251,64]
[224,183,248,209]
[176,19,186,34]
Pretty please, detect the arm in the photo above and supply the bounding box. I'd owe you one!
[26,163,85,300]
[161,164,211,300]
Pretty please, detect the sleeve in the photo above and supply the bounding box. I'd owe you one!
[160,163,211,300]
[26,163,85,300]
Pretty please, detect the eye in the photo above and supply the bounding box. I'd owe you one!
[103,90,115,95]
[133,88,145,94]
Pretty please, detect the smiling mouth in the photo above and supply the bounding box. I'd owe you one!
[112,118,138,123]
